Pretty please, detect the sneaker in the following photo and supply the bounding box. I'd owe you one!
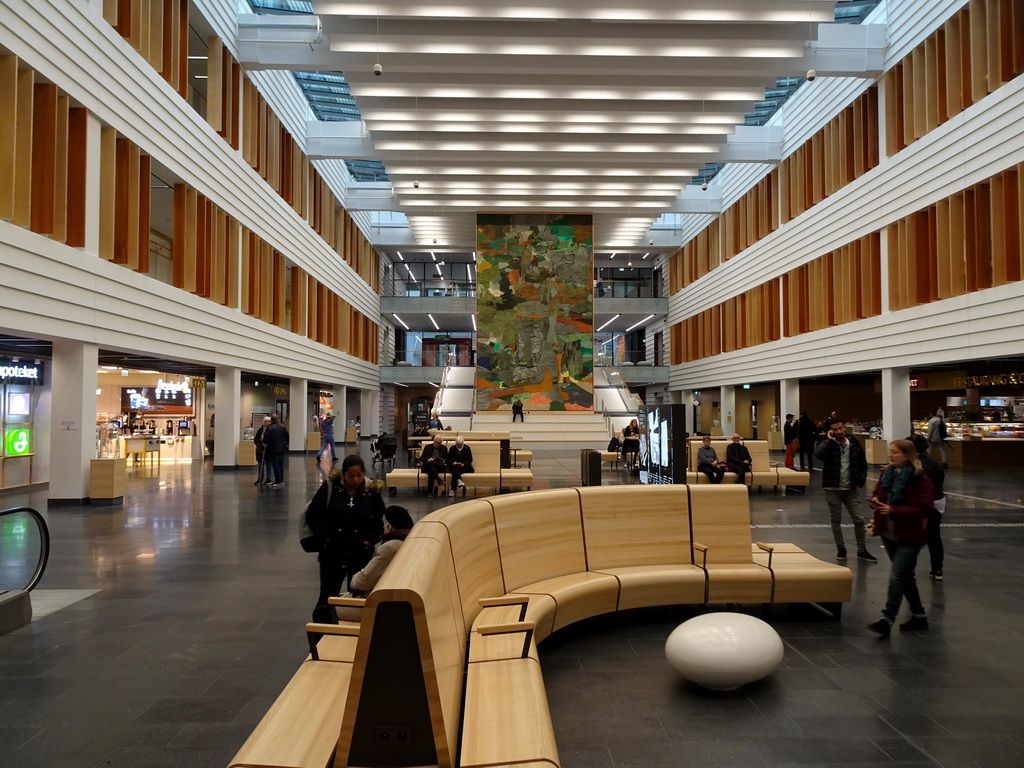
[836,548,847,561]
[457,479,465,488]
[271,482,283,488]
[930,570,943,581]
[899,615,929,632]
[448,489,455,497]
[857,550,878,563]
[867,617,892,637]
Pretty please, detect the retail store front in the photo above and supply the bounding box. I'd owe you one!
[0,357,43,490]
[911,363,1024,468]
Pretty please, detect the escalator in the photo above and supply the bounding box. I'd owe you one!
[0,507,50,635]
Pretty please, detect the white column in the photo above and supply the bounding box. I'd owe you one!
[720,385,736,436]
[290,377,309,452]
[361,388,380,438]
[679,389,693,433]
[83,112,102,257]
[213,366,241,467]
[335,384,348,444]
[780,378,800,422]
[881,367,912,443]
[49,340,97,503]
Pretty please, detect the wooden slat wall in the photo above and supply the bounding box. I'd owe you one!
[99,136,151,271]
[888,164,1024,311]
[884,0,1023,155]
[780,87,880,224]
[206,36,240,150]
[105,0,188,99]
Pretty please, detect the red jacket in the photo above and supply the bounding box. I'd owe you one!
[870,469,933,546]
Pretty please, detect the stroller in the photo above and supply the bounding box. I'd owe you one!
[371,433,399,471]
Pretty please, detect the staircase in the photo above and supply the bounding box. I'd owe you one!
[471,410,612,450]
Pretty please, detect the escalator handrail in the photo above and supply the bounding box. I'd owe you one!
[0,506,50,593]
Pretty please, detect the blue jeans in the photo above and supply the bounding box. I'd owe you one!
[882,538,925,620]
[268,452,285,484]
[317,435,335,460]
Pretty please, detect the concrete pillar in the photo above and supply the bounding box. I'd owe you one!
[780,378,800,422]
[679,389,693,434]
[48,340,98,504]
[335,384,348,444]
[213,366,241,468]
[881,367,912,443]
[720,385,736,436]
[290,377,309,452]
[361,388,380,438]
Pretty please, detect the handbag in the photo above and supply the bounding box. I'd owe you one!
[299,481,332,552]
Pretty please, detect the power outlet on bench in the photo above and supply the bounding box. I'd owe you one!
[374,724,413,748]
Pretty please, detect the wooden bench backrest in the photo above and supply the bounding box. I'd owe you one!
[688,439,728,471]
[428,500,506,628]
[342,522,464,768]
[467,440,501,473]
[578,486,693,569]
[489,489,587,591]
[687,485,755,565]
[745,440,771,471]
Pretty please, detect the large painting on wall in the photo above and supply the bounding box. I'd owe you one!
[476,213,594,411]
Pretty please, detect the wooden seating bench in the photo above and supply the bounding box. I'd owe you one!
[231,484,849,768]
[687,438,810,490]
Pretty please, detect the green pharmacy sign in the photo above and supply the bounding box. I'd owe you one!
[5,427,31,456]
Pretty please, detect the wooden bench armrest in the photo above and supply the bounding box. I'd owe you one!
[476,621,536,659]
[304,622,360,661]
[479,594,529,621]
[327,596,367,607]
[692,542,708,569]
[755,542,774,569]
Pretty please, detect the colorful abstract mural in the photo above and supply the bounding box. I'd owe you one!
[476,214,594,411]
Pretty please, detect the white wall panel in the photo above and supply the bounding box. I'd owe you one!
[0,1,380,322]
[0,223,380,390]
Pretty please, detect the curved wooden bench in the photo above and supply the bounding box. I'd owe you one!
[687,438,811,490]
[231,485,849,768]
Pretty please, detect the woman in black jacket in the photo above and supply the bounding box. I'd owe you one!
[307,454,385,615]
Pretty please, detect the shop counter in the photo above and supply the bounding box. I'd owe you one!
[945,438,1024,469]
[123,437,160,464]
[158,436,193,461]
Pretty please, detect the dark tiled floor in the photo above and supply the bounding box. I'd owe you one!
[1,447,1022,767]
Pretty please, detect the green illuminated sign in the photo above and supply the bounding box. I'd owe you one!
[5,427,30,456]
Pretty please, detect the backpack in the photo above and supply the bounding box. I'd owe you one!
[607,436,621,452]
[299,481,332,552]
[938,419,948,440]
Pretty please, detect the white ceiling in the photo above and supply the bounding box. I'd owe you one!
[304,1,838,250]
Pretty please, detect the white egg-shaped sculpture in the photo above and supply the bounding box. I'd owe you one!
[665,612,784,691]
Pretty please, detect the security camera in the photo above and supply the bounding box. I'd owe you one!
[412,180,419,188]
[648,239,654,246]
[433,238,438,244]
[806,69,817,81]
[373,63,383,76]
[701,182,708,191]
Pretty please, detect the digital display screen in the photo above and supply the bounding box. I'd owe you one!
[121,381,193,413]
[639,404,688,485]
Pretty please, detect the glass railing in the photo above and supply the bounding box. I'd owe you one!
[596,278,658,299]
[0,507,50,593]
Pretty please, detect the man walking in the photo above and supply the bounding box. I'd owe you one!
[264,413,290,488]
[814,416,877,562]
[316,410,337,462]
[926,410,948,467]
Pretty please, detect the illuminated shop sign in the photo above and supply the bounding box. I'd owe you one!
[121,379,193,412]
[4,427,31,456]
[952,373,1024,387]
[0,360,43,385]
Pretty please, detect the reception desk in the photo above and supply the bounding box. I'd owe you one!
[945,438,1024,469]
[120,436,193,463]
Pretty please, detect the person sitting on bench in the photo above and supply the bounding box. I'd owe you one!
[446,436,474,496]
[726,433,753,485]
[697,435,726,484]
[417,434,448,497]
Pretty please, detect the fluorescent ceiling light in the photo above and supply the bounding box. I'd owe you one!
[625,315,656,332]
[596,315,620,332]
[393,381,409,387]
[393,314,409,330]
[471,314,477,331]
[428,314,440,330]
[396,251,404,260]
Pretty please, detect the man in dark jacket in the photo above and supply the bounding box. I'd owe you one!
[726,433,753,485]
[814,416,876,562]
[783,413,798,469]
[910,434,946,580]
[417,433,448,497]
[796,411,817,471]
[264,413,290,487]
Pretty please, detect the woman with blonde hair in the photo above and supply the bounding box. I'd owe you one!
[866,439,934,637]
